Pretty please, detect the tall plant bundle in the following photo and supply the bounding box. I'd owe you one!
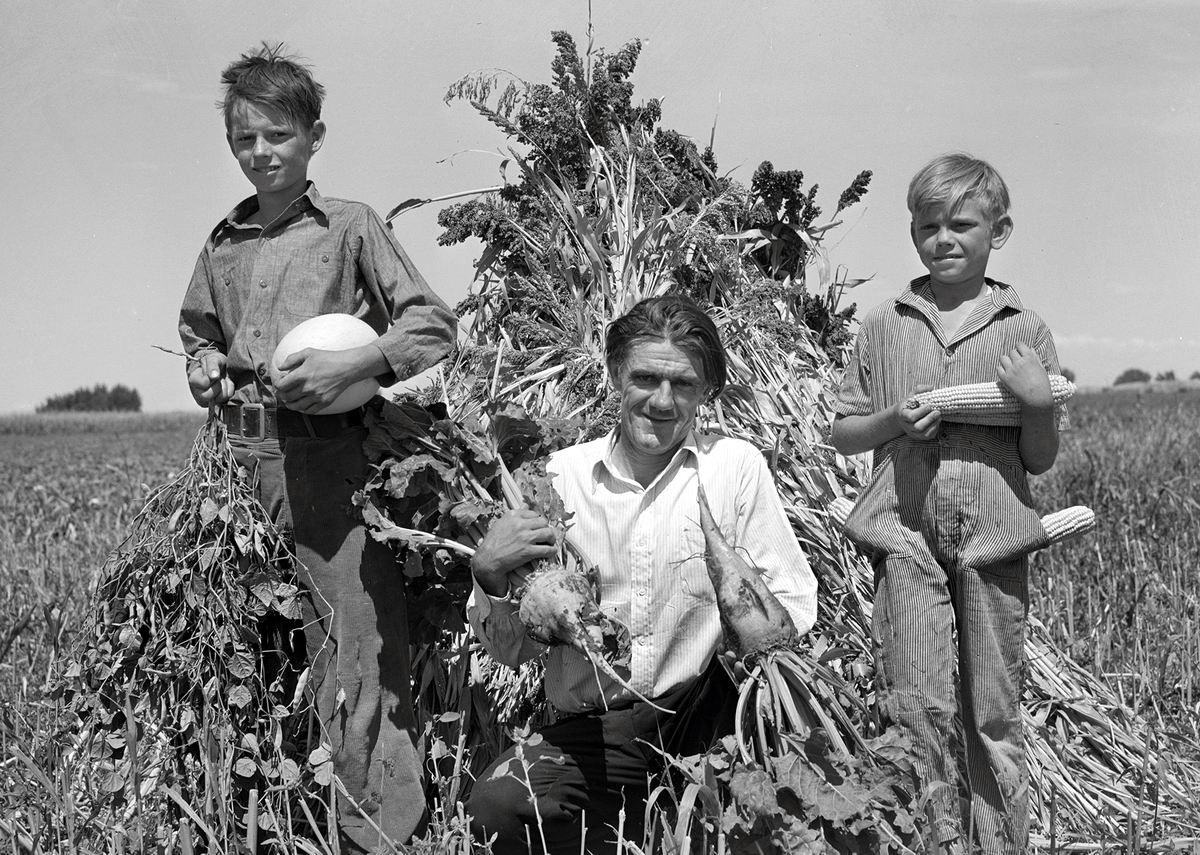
[45,419,332,853]
[362,30,1200,850]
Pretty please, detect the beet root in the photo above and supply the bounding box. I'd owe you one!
[696,483,798,659]
[517,564,671,713]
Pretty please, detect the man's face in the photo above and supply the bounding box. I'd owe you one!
[910,198,1011,290]
[614,339,709,462]
[226,100,324,204]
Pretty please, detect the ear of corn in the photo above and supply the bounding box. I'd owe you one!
[904,375,1075,426]
[1039,505,1097,543]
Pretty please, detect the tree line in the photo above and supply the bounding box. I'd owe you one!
[38,384,142,413]
[1113,369,1200,386]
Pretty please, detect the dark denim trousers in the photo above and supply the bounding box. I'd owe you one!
[467,657,737,855]
[233,430,424,852]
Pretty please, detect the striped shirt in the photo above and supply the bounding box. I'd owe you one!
[835,276,1066,437]
[467,431,818,715]
[834,276,1067,565]
[178,183,457,406]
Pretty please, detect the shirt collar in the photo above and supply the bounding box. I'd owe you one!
[897,275,1024,312]
[211,182,327,240]
[591,429,701,492]
[895,275,1024,346]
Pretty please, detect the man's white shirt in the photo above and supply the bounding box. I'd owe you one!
[467,431,818,715]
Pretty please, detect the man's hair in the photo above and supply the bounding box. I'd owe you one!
[605,294,727,397]
[907,152,1011,223]
[219,42,325,131]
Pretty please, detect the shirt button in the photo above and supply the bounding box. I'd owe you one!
[257,366,267,377]
[321,254,329,263]
[259,279,267,289]
[253,329,261,338]
[944,348,953,357]
[637,637,647,645]
[637,589,647,597]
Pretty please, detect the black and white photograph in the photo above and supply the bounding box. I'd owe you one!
[2,2,1198,852]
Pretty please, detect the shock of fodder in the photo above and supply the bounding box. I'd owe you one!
[51,418,325,852]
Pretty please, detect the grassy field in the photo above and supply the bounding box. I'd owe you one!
[1,412,203,689]
[2,395,1199,851]
[1030,389,1200,742]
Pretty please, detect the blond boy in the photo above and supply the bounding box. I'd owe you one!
[831,153,1066,854]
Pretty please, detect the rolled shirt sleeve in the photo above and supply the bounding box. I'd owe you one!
[356,208,457,385]
[178,246,228,373]
[467,579,546,669]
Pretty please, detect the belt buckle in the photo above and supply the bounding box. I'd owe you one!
[240,403,267,441]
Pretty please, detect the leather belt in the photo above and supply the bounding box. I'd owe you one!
[219,403,364,441]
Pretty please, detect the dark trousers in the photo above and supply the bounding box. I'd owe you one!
[468,657,737,855]
[233,431,425,852]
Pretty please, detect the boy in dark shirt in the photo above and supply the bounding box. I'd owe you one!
[179,43,456,851]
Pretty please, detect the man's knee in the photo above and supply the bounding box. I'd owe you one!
[467,770,532,842]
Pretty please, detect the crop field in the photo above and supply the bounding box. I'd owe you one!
[0,412,203,697]
[2,391,1199,852]
[1029,389,1200,743]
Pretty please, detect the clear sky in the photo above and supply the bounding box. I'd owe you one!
[2,0,1197,412]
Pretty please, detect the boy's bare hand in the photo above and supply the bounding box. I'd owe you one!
[187,352,234,407]
[471,509,558,597]
[996,343,1053,410]
[895,385,941,440]
[273,348,358,413]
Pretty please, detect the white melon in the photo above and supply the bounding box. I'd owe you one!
[272,314,381,414]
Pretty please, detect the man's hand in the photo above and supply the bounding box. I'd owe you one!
[274,347,373,414]
[471,509,559,597]
[894,384,941,441]
[996,343,1054,410]
[187,352,234,407]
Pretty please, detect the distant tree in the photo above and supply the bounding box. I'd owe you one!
[1113,368,1151,386]
[38,384,142,413]
[1061,367,1076,383]
[1155,370,1177,382]
[1191,371,1200,381]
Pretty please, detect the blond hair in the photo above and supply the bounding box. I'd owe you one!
[907,153,1010,223]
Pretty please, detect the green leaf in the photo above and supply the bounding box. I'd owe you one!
[774,752,865,823]
[310,744,334,787]
[101,765,128,793]
[385,454,454,500]
[199,497,220,526]
[403,550,426,579]
[227,684,252,709]
[449,498,496,531]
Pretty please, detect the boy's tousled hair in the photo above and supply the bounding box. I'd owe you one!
[219,42,325,131]
[907,152,1011,224]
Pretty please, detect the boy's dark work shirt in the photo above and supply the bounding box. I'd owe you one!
[179,183,456,404]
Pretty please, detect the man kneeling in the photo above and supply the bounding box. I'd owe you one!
[465,295,818,854]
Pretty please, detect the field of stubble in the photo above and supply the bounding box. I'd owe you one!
[2,391,1199,851]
